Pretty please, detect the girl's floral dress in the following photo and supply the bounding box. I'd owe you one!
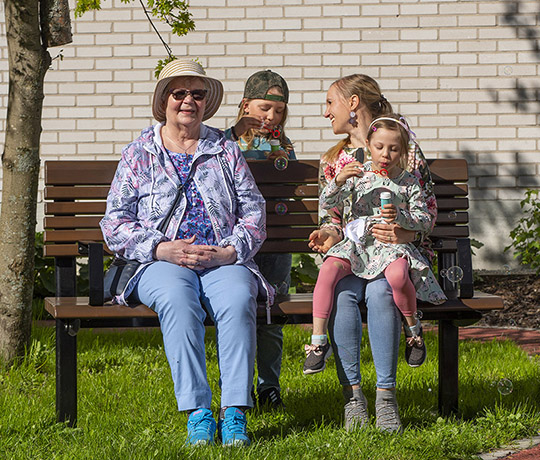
[319,142,437,262]
[320,161,447,305]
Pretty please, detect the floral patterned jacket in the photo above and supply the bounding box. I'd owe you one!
[100,123,275,306]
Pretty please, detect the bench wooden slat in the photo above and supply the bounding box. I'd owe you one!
[45,186,111,200]
[44,184,321,201]
[246,160,319,183]
[45,202,106,215]
[433,183,468,197]
[431,226,469,238]
[436,198,468,210]
[428,159,468,182]
[266,200,319,213]
[44,290,503,321]
[45,161,118,185]
[44,216,102,229]
[436,212,468,225]
[258,184,319,198]
[43,239,315,257]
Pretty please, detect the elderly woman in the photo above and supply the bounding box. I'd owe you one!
[309,74,437,433]
[100,59,273,447]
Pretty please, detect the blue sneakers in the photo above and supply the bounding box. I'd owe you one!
[218,407,250,446]
[186,408,216,446]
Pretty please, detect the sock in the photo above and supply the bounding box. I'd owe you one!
[220,406,247,419]
[312,334,327,346]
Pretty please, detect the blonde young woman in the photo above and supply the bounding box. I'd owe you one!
[308,75,437,432]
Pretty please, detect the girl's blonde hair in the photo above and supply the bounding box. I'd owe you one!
[366,113,410,170]
[323,74,393,164]
[235,88,293,152]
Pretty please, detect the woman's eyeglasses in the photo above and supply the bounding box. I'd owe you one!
[169,89,207,102]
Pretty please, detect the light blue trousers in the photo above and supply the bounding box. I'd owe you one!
[133,261,258,411]
[328,275,401,389]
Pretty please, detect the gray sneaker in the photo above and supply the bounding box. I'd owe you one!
[375,390,403,434]
[343,387,369,431]
[303,342,332,375]
[403,319,427,367]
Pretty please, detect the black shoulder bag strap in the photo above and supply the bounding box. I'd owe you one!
[158,182,184,234]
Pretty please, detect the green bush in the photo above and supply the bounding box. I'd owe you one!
[505,189,540,273]
[290,253,318,293]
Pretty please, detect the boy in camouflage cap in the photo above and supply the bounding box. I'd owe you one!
[241,69,289,104]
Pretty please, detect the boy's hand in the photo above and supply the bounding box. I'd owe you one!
[267,149,288,159]
[234,116,266,137]
[335,161,364,186]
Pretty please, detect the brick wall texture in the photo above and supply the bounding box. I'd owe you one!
[0,0,539,270]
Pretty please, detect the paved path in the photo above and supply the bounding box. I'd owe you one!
[459,326,540,355]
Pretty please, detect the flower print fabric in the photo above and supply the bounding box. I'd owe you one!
[167,150,216,246]
[319,143,437,261]
[320,161,447,305]
[100,123,275,307]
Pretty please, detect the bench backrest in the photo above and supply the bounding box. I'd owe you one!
[43,158,469,258]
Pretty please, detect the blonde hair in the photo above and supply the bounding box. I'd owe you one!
[366,113,410,170]
[235,89,293,152]
[323,74,393,164]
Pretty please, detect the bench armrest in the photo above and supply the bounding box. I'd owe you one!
[456,238,474,298]
[78,242,104,306]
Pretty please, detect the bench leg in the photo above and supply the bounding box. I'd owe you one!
[56,319,78,427]
[438,319,459,416]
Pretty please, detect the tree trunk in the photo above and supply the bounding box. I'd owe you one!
[40,0,73,48]
[0,0,51,365]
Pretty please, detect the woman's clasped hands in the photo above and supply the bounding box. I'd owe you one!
[155,236,237,270]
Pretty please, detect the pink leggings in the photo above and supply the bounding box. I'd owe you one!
[313,256,417,320]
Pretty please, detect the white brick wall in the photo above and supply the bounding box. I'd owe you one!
[0,0,538,271]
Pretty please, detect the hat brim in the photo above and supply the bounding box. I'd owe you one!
[152,73,224,123]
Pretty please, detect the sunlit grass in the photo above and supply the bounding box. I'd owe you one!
[0,324,539,460]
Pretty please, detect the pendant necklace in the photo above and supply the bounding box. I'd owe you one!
[164,129,199,155]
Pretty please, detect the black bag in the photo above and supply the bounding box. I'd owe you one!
[103,255,142,302]
[103,183,184,302]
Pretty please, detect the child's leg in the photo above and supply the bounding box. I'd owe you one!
[383,258,417,328]
[312,257,353,339]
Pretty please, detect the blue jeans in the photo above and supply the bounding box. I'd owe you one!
[328,275,401,389]
[253,253,291,393]
[133,261,258,411]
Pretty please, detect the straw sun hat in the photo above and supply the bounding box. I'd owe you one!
[152,59,224,122]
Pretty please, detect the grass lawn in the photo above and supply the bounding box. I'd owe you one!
[1,324,539,460]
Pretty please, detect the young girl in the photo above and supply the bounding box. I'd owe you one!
[303,114,447,375]
[225,70,295,409]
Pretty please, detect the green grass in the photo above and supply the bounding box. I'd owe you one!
[1,324,539,460]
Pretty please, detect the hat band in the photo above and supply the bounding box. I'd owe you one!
[264,94,285,102]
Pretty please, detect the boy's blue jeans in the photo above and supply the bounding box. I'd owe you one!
[253,253,292,393]
[133,261,258,411]
[328,275,401,389]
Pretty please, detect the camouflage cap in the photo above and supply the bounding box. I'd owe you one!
[242,70,289,104]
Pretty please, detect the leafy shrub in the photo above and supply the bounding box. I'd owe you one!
[289,253,319,293]
[505,189,540,273]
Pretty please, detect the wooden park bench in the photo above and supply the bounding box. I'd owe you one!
[43,158,504,427]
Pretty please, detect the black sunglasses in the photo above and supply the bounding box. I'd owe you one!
[169,89,208,102]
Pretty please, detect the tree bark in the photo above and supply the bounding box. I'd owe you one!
[40,0,73,48]
[0,0,51,365]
